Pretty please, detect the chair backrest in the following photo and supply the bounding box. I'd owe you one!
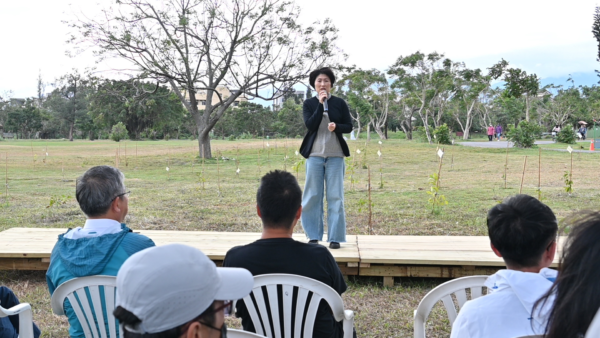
[585,307,600,338]
[240,274,352,338]
[51,275,122,338]
[414,275,489,338]
[0,303,34,338]
[228,328,269,338]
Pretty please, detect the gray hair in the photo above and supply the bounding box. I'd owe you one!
[76,166,126,217]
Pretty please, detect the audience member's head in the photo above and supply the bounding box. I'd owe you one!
[487,194,557,270]
[256,170,302,230]
[76,166,128,221]
[114,243,253,338]
[535,211,600,338]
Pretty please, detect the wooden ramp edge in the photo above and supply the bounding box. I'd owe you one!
[0,228,562,285]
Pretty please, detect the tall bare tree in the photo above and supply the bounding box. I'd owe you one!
[453,67,491,140]
[67,0,342,158]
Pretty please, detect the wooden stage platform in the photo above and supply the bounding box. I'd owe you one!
[0,228,561,286]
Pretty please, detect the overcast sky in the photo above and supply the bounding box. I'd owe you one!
[1,0,598,99]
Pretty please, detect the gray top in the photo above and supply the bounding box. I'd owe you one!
[309,112,344,158]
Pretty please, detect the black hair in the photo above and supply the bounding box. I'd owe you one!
[76,166,126,217]
[256,170,302,229]
[534,211,600,338]
[487,194,557,268]
[114,303,216,338]
[308,67,336,89]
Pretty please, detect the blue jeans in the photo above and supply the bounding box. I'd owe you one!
[0,287,41,338]
[301,156,347,243]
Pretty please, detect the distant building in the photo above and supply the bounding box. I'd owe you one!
[8,98,26,107]
[273,89,305,111]
[184,86,247,109]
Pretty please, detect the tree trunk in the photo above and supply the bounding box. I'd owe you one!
[462,101,476,140]
[198,128,212,159]
[69,122,74,141]
[405,120,413,140]
[525,95,530,122]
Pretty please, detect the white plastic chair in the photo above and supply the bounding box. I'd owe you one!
[0,302,34,338]
[51,275,122,338]
[239,274,354,338]
[414,275,489,338]
[228,328,269,338]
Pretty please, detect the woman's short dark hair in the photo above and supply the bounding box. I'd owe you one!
[534,211,600,338]
[256,170,302,229]
[487,194,557,268]
[114,303,216,338]
[309,67,336,89]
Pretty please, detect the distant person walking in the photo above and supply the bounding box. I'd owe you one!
[552,125,561,142]
[495,124,503,141]
[487,125,495,141]
[579,125,587,140]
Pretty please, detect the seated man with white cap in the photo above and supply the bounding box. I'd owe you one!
[113,243,254,338]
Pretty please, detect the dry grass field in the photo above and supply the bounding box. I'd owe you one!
[1,136,599,337]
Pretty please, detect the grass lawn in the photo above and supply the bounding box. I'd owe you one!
[1,136,599,337]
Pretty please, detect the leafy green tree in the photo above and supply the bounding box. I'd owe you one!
[110,122,129,142]
[216,102,274,138]
[388,52,457,143]
[433,124,452,145]
[489,59,540,122]
[557,126,577,144]
[336,69,387,139]
[44,70,92,141]
[67,0,343,158]
[592,6,600,64]
[506,120,540,148]
[5,99,44,138]
[88,80,187,140]
[274,98,305,138]
[538,84,583,128]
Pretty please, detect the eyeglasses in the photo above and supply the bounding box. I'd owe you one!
[111,191,130,202]
[179,301,232,337]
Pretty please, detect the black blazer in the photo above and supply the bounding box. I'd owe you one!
[299,95,353,159]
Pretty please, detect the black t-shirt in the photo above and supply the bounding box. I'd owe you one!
[223,238,347,338]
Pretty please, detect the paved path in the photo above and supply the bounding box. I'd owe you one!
[458,140,596,153]
[458,140,552,148]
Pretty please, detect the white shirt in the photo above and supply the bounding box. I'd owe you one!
[450,268,557,338]
[63,219,123,239]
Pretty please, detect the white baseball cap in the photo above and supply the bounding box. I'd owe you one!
[115,243,253,334]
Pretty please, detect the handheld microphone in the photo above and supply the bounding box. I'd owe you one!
[323,97,329,112]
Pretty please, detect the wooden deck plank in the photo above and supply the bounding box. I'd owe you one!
[0,228,561,277]
[0,228,360,262]
[356,235,561,267]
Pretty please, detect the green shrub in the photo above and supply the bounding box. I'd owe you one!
[238,132,254,140]
[556,127,576,144]
[414,126,429,143]
[506,120,540,148]
[432,124,452,145]
[110,122,129,142]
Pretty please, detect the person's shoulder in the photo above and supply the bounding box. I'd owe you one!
[329,95,346,104]
[122,232,155,251]
[296,241,335,258]
[304,96,318,104]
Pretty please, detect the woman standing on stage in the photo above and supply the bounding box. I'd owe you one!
[299,67,352,249]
